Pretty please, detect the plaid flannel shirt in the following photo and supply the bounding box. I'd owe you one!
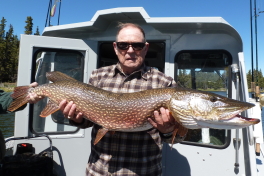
[72,63,180,176]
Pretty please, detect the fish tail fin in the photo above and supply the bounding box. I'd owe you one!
[11,86,31,99]
[8,86,31,112]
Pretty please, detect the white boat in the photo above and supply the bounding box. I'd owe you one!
[3,7,264,176]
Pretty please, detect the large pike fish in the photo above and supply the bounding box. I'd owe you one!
[8,71,259,144]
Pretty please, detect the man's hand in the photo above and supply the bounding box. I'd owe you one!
[148,107,176,134]
[59,100,84,123]
[27,82,43,104]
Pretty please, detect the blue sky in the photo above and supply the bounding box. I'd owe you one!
[1,0,264,73]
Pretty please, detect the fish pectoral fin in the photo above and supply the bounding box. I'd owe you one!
[177,124,188,138]
[170,126,179,148]
[94,128,109,145]
[170,123,188,149]
[40,100,60,117]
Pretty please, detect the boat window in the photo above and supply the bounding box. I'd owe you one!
[98,41,165,72]
[175,50,232,148]
[30,49,85,134]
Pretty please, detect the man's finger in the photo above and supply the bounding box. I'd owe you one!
[27,93,39,104]
[153,110,162,123]
[59,100,67,110]
[148,118,158,128]
[68,104,76,118]
[76,112,83,119]
[29,82,38,87]
[62,101,73,116]
[160,107,169,122]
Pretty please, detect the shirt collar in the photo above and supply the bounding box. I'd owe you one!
[112,62,151,80]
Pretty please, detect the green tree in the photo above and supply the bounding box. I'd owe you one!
[34,26,40,35]
[213,78,224,90]
[246,69,264,90]
[0,17,6,39]
[257,69,264,89]
[177,70,191,88]
[0,24,19,82]
[24,16,33,35]
[0,17,7,73]
[8,34,19,82]
[247,70,252,89]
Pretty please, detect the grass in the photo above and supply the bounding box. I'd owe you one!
[0,82,16,92]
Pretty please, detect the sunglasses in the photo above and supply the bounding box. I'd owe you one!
[116,42,146,51]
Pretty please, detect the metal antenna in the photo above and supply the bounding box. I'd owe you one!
[57,0,62,25]
[45,0,53,27]
[250,0,254,97]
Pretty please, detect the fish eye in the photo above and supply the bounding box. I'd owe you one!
[210,96,217,102]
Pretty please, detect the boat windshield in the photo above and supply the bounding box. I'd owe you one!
[31,49,85,134]
[175,50,232,148]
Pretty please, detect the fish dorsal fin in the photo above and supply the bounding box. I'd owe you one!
[94,128,109,145]
[46,71,78,83]
[40,99,60,117]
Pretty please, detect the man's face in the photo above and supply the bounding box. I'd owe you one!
[113,26,149,74]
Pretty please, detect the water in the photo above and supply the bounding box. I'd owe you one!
[0,92,263,139]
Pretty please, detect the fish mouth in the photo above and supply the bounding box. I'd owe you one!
[218,102,258,124]
[221,114,260,125]
[232,114,260,124]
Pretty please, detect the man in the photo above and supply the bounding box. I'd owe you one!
[0,83,37,160]
[1,82,38,114]
[0,90,13,160]
[29,23,184,175]
[59,23,184,176]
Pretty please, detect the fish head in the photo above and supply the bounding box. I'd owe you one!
[169,88,258,129]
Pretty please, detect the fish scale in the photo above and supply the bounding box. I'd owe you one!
[8,71,259,145]
[29,81,172,131]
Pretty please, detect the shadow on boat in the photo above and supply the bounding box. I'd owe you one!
[162,143,191,176]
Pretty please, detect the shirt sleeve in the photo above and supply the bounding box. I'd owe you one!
[0,90,13,114]
[88,69,100,86]
[69,118,94,129]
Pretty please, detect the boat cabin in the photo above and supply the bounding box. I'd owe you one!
[5,7,264,176]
